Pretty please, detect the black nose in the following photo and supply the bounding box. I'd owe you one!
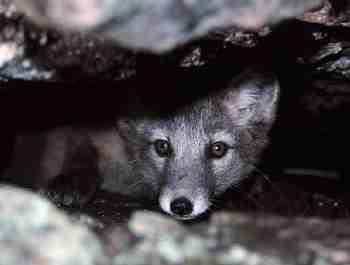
[170,197,193,216]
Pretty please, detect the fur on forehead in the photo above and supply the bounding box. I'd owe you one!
[218,67,280,127]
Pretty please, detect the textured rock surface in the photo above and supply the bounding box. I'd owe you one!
[301,0,350,26]
[14,0,322,52]
[0,185,109,265]
[0,0,136,81]
[1,1,350,81]
[1,183,350,265]
[106,211,350,265]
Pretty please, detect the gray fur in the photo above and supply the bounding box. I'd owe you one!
[3,68,279,220]
[116,68,279,219]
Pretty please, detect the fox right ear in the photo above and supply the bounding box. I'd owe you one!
[222,69,280,127]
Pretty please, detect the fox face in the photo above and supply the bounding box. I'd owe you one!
[117,69,279,220]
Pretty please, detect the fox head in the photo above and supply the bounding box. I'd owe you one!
[117,68,279,220]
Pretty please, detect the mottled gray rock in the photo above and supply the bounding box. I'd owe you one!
[0,0,135,81]
[14,0,322,52]
[0,0,55,80]
[301,0,350,27]
[108,211,350,265]
[2,0,350,81]
[0,185,109,265]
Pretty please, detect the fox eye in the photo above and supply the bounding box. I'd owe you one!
[154,139,171,157]
[209,142,229,159]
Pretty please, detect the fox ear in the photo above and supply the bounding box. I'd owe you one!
[222,69,280,127]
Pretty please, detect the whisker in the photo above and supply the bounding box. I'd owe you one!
[252,165,285,197]
[125,179,146,191]
[252,164,297,216]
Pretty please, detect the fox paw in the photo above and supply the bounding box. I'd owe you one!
[40,173,98,208]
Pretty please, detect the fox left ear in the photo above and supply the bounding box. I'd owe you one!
[222,69,280,127]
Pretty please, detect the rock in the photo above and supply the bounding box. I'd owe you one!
[0,185,109,265]
[113,211,211,265]
[2,0,350,81]
[301,0,350,27]
[0,0,135,81]
[107,210,350,265]
[14,0,322,52]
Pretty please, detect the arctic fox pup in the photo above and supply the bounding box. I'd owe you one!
[3,67,279,220]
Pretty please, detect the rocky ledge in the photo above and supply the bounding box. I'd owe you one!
[1,185,349,265]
